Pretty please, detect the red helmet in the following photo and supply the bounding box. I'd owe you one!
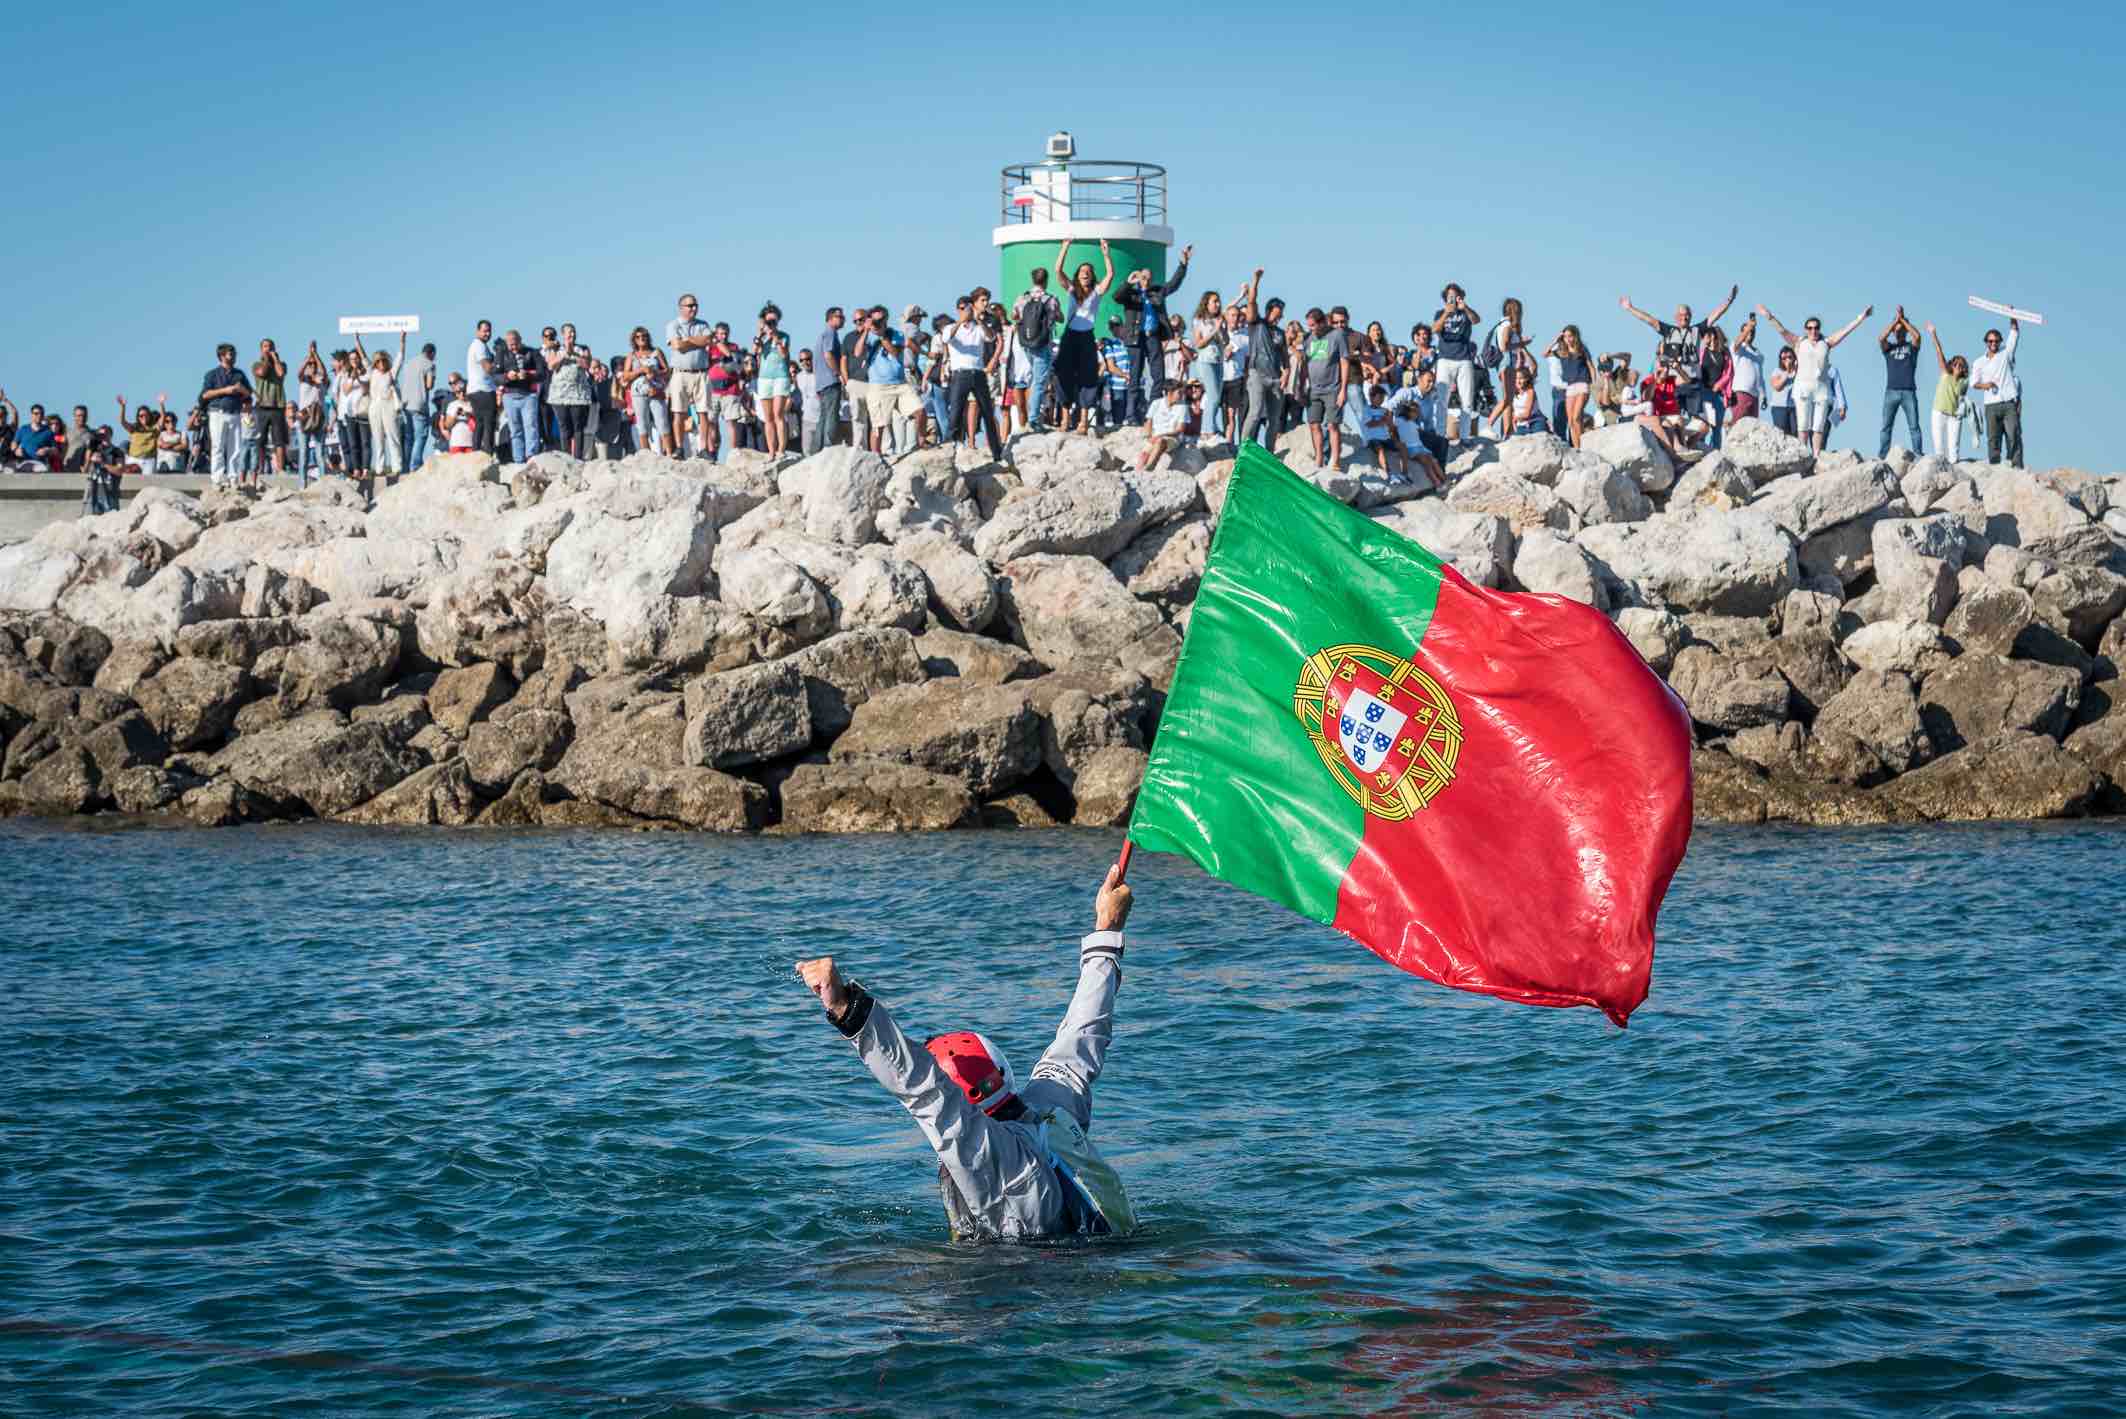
[925,1031,1017,1115]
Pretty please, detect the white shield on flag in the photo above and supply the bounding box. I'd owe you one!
[1336,687,1408,776]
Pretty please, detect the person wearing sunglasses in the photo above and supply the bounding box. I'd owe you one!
[1755,303,1872,454]
[1969,318,2023,467]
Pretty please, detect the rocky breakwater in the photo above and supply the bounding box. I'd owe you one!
[1,417,2124,832]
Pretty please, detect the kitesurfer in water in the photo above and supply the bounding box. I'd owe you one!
[796,863,1137,1240]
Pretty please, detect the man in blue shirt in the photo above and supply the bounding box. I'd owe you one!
[806,307,846,454]
[200,343,254,488]
[14,405,57,467]
[851,307,908,455]
[1112,243,1190,423]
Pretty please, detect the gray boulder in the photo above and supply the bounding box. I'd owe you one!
[338,759,481,827]
[1918,653,2081,750]
[895,533,998,632]
[1447,468,1576,533]
[830,679,1043,796]
[426,663,516,736]
[1810,670,1932,782]
[794,445,893,546]
[998,554,1179,672]
[1613,607,1685,675]
[414,562,552,678]
[462,710,571,794]
[779,759,976,833]
[1587,509,1799,616]
[1841,620,1956,678]
[211,711,421,817]
[914,628,1045,686]
[1871,517,1966,625]
[833,552,929,632]
[133,658,250,751]
[681,659,812,768]
[2029,565,2126,649]
[1069,745,1148,827]
[1666,644,1791,733]
[1512,530,1609,609]
[1875,731,2100,821]
[1554,461,1652,526]
[787,628,929,741]
[715,545,835,642]
[1721,417,1815,486]
[1943,583,2035,656]
[1577,422,1677,492]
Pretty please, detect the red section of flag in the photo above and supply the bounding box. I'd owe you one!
[1330,568,1694,1026]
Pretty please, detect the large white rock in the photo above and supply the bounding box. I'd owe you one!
[544,474,722,629]
[1871,516,1966,625]
[895,532,998,632]
[370,457,512,547]
[972,467,1200,565]
[1669,452,1755,512]
[1583,509,1799,616]
[266,535,456,607]
[875,455,981,546]
[833,552,929,632]
[715,545,835,641]
[1899,455,1963,515]
[791,445,892,546]
[1446,468,1577,533]
[999,554,1179,670]
[1110,516,1211,608]
[1841,619,1956,677]
[1722,417,1815,486]
[1749,461,1901,541]
[1612,606,1685,673]
[1577,422,1677,492]
[1987,477,2114,566]
[1493,433,1574,486]
[1554,460,1652,526]
[1512,530,1610,609]
[1369,502,1515,588]
[1006,430,1117,488]
[0,543,82,614]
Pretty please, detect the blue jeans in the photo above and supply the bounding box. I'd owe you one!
[1022,347,1055,426]
[503,392,541,461]
[924,386,950,444]
[1879,388,1921,457]
[1198,361,1224,435]
[298,428,329,484]
[1687,386,1725,449]
[402,406,431,471]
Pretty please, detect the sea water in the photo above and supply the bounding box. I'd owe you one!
[2,819,2121,1416]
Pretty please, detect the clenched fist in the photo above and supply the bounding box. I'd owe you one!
[797,956,850,1015]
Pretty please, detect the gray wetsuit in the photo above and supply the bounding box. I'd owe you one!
[831,931,1123,1240]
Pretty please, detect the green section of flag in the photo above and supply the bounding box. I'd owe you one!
[1129,443,1445,921]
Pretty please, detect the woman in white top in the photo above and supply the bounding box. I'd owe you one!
[1756,304,1871,453]
[1053,236,1115,435]
[354,331,407,476]
[334,350,371,477]
[1727,317,1767,422]
[1189,291,1227,439]
[943,291,1005,461]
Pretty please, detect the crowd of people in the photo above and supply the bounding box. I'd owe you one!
[0,253,2035,511]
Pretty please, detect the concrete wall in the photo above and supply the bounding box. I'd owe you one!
[0,474,307,545]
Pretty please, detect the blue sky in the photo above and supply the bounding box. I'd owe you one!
[5,0,2117,469]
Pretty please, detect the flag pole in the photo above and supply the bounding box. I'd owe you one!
[1114,840,1134,883]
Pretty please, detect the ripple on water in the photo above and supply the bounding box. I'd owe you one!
[2,818,2124,1415]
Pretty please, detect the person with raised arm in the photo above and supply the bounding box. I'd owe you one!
[1755,303,1872,454]
[795,863,1138,1240]
[1054,237,1116,435]
[1969,317,2024,467]
[1619,285,1738,449]
[1922,322,1971,462]
[1877,306,1925,457]
[1238,266,1289,447]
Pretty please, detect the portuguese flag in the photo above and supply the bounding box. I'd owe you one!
[1130,443,1694,1026]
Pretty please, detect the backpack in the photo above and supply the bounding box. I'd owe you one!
[1481,322,1507,371]
[1017,292,1058,350]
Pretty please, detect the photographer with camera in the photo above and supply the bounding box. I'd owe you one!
[752,304,794,458]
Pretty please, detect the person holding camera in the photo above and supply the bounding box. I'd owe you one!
[544,324,597,460]
[752,304,794,458]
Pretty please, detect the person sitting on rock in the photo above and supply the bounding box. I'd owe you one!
[1140,378,1189,470]
[1635,360,1694,459]
[795,864,1138,1241]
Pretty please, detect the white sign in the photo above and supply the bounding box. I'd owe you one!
[1968,296,2044,326]
[338,314,421,335]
